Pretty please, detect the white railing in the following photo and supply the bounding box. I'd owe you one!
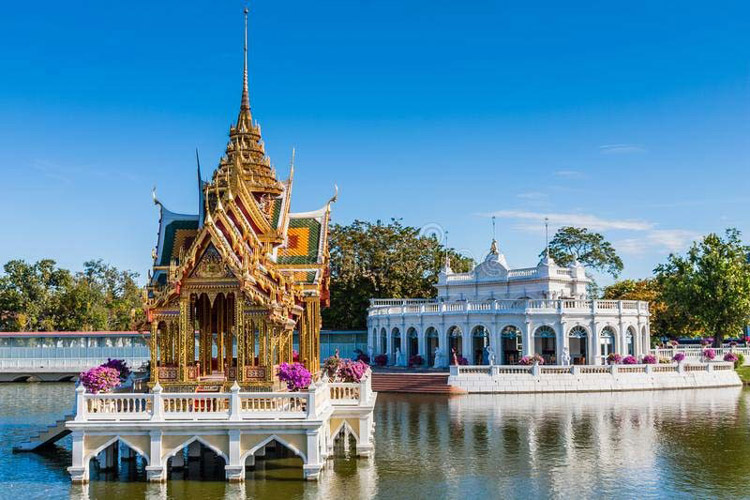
[73,374,373,423]
[651,347,750,366]
[449,362,734,377]
[369,299,648,317]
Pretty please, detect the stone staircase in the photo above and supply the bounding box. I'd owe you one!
[371,372,466,394]
[13,413,74,452]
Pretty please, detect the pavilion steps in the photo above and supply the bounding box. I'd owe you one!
[371,372,465,394]
[13,413,74,452]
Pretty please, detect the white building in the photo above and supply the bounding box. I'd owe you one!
[367,239,650,366]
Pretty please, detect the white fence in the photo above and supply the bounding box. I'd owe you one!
[369,299,648,316]
[651,346,750,365]
[74,374,372,423]
[450,362,736,377]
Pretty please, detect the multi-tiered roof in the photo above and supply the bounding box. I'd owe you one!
[148,8,334,330]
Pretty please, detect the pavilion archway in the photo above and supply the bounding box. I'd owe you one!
[471,325,490,365]
[534,325,556,364]
[406,327,419,362]
[568,326,588,365]
[425,327,439,366]
[448,326,463,362]
[599,326,617,363]
[500,325,522,364]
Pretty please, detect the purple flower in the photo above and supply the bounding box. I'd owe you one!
[724,352,739,363]
[607,353,623,365]
[100,358,130,381]
[622,355,638,365]
[703,348,716,360]
[672,352,686,362]
[338,359,369,382]
[79,366,121,393]
[276,362,312,392]
[642,354,657,364]
[519,354,544,365]
[409,355,424,367]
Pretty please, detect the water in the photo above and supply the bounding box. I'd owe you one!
[2,383,750,499]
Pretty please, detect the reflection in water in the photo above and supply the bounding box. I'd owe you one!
[3,384,750,499]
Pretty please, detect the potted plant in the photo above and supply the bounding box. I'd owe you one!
[338,359,369,382]
[622,355,638,365]
[702,348,716,361]
[409,355,424,367]
[672,352,686,363]
[276,362,312,391]
[642,354,657,365]
[606,353,623,365]
[374,354,388,367]
[79,366,121,394]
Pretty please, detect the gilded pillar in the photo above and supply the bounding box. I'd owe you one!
[150,321,158,383]
[236,307,245,382]
[179,295,188,381]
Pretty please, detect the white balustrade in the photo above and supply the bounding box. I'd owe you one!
[368,298,647,317]
[450,362,731,377]
[72,374,373,423]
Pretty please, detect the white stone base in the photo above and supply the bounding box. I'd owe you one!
[448,363,742,393]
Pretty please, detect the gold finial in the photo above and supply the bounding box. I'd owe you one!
[241,6,250,112]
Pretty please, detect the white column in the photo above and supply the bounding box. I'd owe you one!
[555,322,564,366]
[524,321,533,357]
[303,430,324,480]
[418,329,426,359]
[439,328,449,368]
[356,414,375,457]
[386,327,393,365]
[225,430,244,482]
[68,430,88,483]
[145,430,165,482]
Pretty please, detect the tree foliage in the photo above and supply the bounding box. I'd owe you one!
[654,229,750,346]
[322,219,474,330]
[541,226,624,278]
[0,259,144,331]
[602,278,694,338]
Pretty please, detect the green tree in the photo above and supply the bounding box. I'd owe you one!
[322,219,473,330]
[0,259,72,331]
[541,226,624,278]
[655,229,750,346]
[0,259,144,332]
[602,278,695,339]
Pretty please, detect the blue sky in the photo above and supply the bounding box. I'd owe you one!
[1,1,749,286]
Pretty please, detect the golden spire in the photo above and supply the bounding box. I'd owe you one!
[237,7,252,130]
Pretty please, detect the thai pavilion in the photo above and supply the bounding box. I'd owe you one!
[368,238,651,366]
[64,10,375,484]
[146,29,333,392]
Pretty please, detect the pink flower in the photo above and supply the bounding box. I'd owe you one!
[703,348,716,360]
[622,355,638,365]
[79,366,121,393]
[276,362,312,392]
[642,355,657,364]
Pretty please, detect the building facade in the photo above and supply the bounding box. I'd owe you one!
[368,241,650,366]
